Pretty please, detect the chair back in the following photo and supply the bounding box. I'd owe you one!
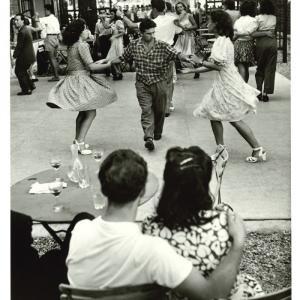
[248,287,291,300]
[59,283,169,300]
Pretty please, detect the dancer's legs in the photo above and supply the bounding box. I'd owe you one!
[75,110,97,142]
[237,63,249,82]
[229,120,260,148]
[210,120,224,145]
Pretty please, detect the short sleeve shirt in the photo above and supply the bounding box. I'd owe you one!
[234,16,258,39]
[67,42,93,72]
[255,14,276,31]
[123,38,178,85]
[66,217,192,289]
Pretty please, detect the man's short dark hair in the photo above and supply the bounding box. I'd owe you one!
[98,149,148,205]
[151,0,166,12]
[139,18,157,33]
[15,13,26,22]
[165,2,172,12]
[45,4,54,14]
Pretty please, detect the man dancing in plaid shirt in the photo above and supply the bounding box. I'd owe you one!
[113,18,191,151]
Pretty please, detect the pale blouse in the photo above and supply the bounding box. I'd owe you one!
[234,16,258,40]
[255,14,277,31]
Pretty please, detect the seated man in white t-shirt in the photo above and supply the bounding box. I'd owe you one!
[66,149,246,299]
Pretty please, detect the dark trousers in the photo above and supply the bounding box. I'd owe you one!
[136,80,168,140]
[15,60,34,92]
[255,37,277,94]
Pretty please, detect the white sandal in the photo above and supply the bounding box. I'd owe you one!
[73,140,92,155]
[245,147,267,163]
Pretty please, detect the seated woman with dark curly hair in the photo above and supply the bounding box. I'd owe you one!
[142,146,264,299]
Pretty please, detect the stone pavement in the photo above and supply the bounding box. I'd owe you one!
[10,68,291,233]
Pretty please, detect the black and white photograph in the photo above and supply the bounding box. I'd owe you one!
[5,0,294,299]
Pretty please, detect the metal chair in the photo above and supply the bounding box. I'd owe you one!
[248,287,291,300]
[59,283,169,300]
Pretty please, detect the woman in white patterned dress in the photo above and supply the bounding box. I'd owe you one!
[47,19,117,154]
[173,2,197,57]
[142,146,264,299]
[182,10,266,163]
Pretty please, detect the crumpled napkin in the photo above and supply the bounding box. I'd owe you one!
[29,181,67,194]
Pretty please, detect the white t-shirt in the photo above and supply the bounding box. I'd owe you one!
[234,15,258,40]
[153,14,181,46]
[66,217,192,289]
[40,14,60,35]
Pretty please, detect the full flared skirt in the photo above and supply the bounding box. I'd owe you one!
[47,72,117,111]
[194,65,260,122]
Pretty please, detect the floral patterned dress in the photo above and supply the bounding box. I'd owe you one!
[142,206,264,299]
[193,36,260,122]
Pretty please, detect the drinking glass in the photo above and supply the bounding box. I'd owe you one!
[90,184,106,210]
[93,150,104,163]
[49,180,64,213]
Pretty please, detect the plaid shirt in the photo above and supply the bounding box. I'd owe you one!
[123,38,178,85]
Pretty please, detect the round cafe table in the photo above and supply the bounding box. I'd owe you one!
[11,167,159,245]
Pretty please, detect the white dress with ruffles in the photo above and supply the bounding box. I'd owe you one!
[193,36,260,122]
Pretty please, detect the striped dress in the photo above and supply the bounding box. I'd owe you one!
[47,41,117,111]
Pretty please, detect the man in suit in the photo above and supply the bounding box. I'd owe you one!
[13,14,36,95]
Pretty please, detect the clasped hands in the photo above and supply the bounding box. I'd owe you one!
[180,54,204,74]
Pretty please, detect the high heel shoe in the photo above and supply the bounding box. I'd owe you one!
[245,147,267,163]
[73,140,92,155]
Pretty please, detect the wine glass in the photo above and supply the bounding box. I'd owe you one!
[93,150,104,175]
[49,180,64,213]
[50,158,62,180]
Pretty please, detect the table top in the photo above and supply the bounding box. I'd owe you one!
[201,33,215,37]
[11,167,159,223]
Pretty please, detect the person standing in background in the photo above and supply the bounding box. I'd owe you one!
[252,0,277,102]
[40,4,61,82]
[13,14,36,96]
[222,0,240,24]
[94,8,112,61]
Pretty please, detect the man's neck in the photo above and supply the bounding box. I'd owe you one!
[102,201,139,222]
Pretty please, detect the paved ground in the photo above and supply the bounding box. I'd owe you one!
[10,68,291,233]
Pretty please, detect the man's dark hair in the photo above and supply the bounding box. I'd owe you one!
[165,2,172,12]
[139,18,157,33]
[222,0,235,10]
[99,149,148,205]
[45,4,54,14]
[15,13,26,22]
[240,0,257,17]
[151,0,166,12]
